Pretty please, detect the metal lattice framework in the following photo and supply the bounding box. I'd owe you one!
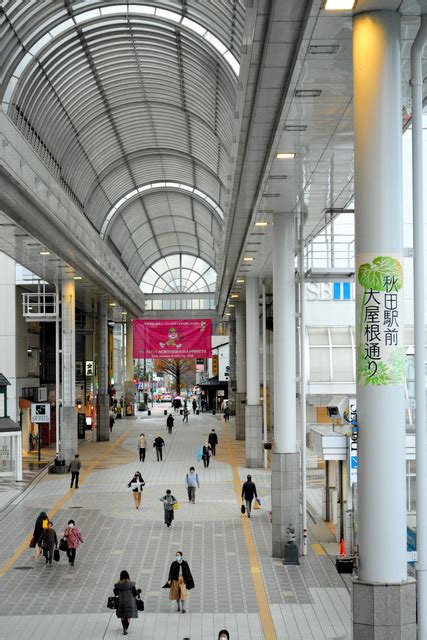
[140,253,216,293]
[1,0,244,282]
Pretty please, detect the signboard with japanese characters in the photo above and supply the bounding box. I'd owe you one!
[356,254,404,386]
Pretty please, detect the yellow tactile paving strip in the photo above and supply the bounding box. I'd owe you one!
[223,422,277,640]
[0,428,134,578]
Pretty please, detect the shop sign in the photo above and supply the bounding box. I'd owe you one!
[85,361,94,376]
[31,403,51,423]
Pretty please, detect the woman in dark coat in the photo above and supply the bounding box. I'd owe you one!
[113,570,141,635]
[32,511,48,560]
[166,551,194,613]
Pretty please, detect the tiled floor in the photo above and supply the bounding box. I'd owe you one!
[0,408,350,639]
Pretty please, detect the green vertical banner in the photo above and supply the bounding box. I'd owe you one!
[356,254,405,386]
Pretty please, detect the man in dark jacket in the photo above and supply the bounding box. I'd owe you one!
[153,435,165,461]
[69,453,81,488]
[241,475,258,518]
[166,414,174,434]
[208,429,218,455]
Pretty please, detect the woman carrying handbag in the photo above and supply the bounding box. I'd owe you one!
[63,519,84,566]
[113,570,143,635]
[128,471,145,509]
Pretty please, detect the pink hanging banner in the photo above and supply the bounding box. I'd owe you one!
[133,319,212,359]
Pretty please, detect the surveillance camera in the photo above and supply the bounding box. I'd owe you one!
[326,396,348,421]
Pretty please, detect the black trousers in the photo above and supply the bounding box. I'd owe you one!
[156,447,163,461]
[139,447,146,462]
[70,472,79,488]
[66,547,76,564]
[43,548,53,564]
[210,444,216,455]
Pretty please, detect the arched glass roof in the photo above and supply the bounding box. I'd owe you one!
[140,254,216,293]
[1,0,244,283]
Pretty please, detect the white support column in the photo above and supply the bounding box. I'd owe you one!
[61,276,77,462]
[352,10,415,638]
[245,278,262,467]
[16,431,22,481]
[262,281,268,469]
[97,299,109,441]
[271,212,300,557]
[235,301,246,440]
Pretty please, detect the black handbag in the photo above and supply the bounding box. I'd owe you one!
[53,548,60,562]
[59,538,68,552]
[241,504,246,514]
[107,596,118,610]
[136,595,144,611]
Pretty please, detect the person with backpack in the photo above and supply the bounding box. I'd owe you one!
[32,511,48,560]
[63,519,84,566]
[185,467,200,503]
[128,471,145,509]
[160,489,177,528]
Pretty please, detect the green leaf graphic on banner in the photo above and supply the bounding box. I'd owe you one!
[358,256,403,291]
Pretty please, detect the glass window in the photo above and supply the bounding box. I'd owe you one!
[140,253,216,294]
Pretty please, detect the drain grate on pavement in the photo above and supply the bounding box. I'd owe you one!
[14,566,33,570]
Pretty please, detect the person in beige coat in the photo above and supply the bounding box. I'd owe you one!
[138,433,146,462]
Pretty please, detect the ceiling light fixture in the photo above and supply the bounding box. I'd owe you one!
[122,311,127,315]
[284,124,307,132]
[225,313,232,317]
[323,0,356,9]
[39,251,50,256]
[228,304,235,308]
[231,294,239,299]
[294,89,322,97]
[109,302,116,307]
[243,257,254,262]
[73,276,82,280]
[308,44,340,54]
[236,279,245,283]
[255,222,268,227]
[269,175,288,180]
[276,152,295,159]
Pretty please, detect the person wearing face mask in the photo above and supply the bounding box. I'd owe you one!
[63,519,84,566]
[165,551,194,613]
[128,471,145,509]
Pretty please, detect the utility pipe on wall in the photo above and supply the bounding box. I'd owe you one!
[411,14,427,638]
[262,281,268,469]
[299,209,308,556]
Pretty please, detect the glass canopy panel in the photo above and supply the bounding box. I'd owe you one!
[140,253,216,294]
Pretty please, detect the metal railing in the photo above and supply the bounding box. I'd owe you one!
[305,236,355,272]
[22,292,57,320]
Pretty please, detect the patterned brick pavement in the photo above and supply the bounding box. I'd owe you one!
[0,408,351,639]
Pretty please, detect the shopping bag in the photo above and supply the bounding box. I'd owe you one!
[53,548,60,562]
[29,536,36,549]
[197,446,203,462]
[240,504,246,514]
[256,497,261,506]
[172,502,180,510]
[107,596,118,609]
[59,538,68,552]
[253,499,260,510]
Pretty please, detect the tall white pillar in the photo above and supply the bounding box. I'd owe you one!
[352,10,415,637]
[271,213,300,557]
[61,276,77,462]
[0,254,17,421]
[97,299,109,441]
[235,302,246,440]
[228,318,236,415]
[245,278,262,467]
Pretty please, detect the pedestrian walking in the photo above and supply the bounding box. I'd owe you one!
[32,511,48,560]
[109,409,115,432]
[241,474,258,518]
[138,433,146,462]
[223,406,230,421]
[160,489,177,528]
[39,520,58,565]
[153,434,165,460]
[128,471,145,509]
[69,453,81,488]
[218,631,230,640]
[185,467,200,503]
[201,399,207,413]
[182,407,189,423]
[208,429,218,455]
[63,519,83,566]
[202,442,212,468]
[165,551,194,613]
[113,570,142,636]
[192,399,197,414]
[167,414,174,434]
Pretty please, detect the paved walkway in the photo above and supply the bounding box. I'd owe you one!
[0,408,350,639]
